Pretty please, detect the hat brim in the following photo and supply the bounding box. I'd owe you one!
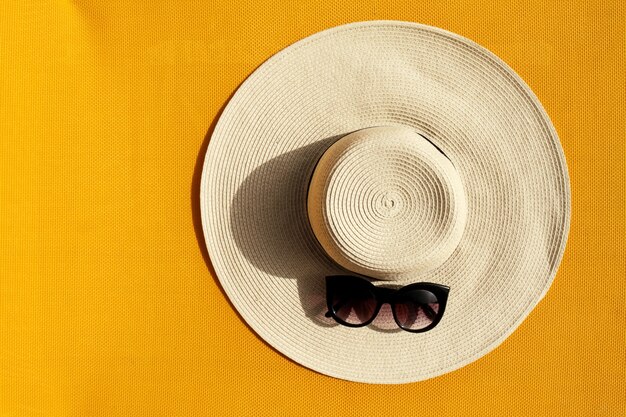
[200,20,570,383]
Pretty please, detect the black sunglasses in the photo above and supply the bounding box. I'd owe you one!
[325,275,450,333]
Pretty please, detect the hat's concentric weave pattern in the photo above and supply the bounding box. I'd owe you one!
[308,126,467,281]
[200,21,570,383]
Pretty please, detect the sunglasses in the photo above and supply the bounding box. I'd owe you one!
[325,275,450,333]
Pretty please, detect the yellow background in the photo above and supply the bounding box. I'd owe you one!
[1,1,624,416]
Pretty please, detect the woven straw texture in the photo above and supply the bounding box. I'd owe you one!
[200,21,570,383]
[308,126,467,281]
[3,1,624,415]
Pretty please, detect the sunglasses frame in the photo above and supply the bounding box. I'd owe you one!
[325,275,450,333]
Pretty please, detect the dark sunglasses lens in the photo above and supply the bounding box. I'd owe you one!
[393,289,440,331]
[330,284,377,325]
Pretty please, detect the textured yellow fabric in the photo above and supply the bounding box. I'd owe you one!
[0,1,623,415]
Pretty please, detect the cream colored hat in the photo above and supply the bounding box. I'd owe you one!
[199,21,570,383]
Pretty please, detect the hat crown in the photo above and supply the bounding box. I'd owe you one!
[307,126,467,281]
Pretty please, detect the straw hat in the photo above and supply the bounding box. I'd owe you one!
[199,21,570,383]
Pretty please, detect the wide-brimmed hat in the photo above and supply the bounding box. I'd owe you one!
[199,21,570,384]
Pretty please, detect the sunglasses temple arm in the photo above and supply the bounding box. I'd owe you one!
[325,300,346,317]
[422,304,436,320]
